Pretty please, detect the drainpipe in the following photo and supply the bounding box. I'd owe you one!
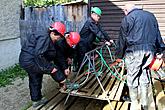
[87,0,90,17]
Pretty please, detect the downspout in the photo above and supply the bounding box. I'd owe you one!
[87,0,90,17]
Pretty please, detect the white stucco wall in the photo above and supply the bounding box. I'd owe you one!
[0,0,21,70]
[0,38,21,70]
[0,0,21,40]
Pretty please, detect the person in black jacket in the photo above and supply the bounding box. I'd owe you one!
[19,22,67,108]
[116,3,165,110]
[77,7,113,72]
[54,32,80,77]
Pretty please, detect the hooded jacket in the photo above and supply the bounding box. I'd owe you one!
[54,38,75,70]
[19,32,56,73]
[116,9,165,58]
[79,17,110,50]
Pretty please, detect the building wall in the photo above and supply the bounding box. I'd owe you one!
[0,0,21,70]
[90,0,165,40]
[0,39,21,70]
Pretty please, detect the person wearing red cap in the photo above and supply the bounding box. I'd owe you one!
[54,32,80,78]
[19,22,67,108]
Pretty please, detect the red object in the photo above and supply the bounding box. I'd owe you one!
[116,59,122,63]
[50,22,66,36]
[68,32,80,47]
[149,57,163,71]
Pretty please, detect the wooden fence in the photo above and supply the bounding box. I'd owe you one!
[23,0,79,7]
[20,3,88,46]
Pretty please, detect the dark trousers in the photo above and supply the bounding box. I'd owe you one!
[20,63,66,101]
[77,45,88,69]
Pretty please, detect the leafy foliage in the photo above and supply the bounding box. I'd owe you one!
[23,0,75,7]
[0,64,27,87]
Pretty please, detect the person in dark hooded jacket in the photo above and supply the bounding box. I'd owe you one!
[116,3,165,110]
[19,22,68,108]
[54,32,80,76]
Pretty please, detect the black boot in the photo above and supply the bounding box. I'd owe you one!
[141,105,148,110]
[32,97,48,108]
[122,95,131,102]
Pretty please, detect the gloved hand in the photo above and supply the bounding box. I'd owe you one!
[105,40,114,46]
[51,68,57,74]
[64,68,70,76]
[109,40,114,43]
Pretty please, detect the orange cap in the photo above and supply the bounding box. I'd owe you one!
[149,57,163,71]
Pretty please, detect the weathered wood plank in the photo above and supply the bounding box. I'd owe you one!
[114,81,125,101]
[102,101,129,110]
[100,77,116,98]
[153,79,165,110]
[108,79,121,100]
[68,97,91,110]
[27,87,60,110]
[91,70,110,98]
[83,65,107,89]
[84,68,108,96]
[75,60,101,84]
[40,93,67,110]
[85,99,105,110]
[53,96,77,110]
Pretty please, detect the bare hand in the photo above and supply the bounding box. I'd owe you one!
[156,53,163,59]
[51,68,57,74]
[109,40,114,43]
[67,58,72,65]
[116,58,122,62]
[105,41,111,46]
[105,40,114,46]
[64,68,70,76]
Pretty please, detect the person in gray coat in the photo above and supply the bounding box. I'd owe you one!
[116,3,165,110]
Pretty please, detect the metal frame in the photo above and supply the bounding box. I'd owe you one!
[64,44,122,110]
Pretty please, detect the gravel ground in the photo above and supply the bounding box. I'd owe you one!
[0,75,58,110]
[0,74,165,110]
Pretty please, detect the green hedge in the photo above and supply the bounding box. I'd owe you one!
[24,0,75,7]
[0,64,27,87]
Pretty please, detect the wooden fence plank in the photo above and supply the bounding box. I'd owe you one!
[40,93,67,110]
[20,4,87,46]
[68,97,91,110]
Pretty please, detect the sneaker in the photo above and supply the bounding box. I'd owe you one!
[141,105,148,110]
[32,97,48,108]
[122,95,131,102]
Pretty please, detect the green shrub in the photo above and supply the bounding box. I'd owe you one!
[23,0,74,7]
[0,64,27,87]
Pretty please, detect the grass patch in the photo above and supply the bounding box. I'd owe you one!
[0,64,27,87]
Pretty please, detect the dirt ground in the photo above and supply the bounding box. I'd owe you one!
[0,74,165,110]
[0,75,58,110]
